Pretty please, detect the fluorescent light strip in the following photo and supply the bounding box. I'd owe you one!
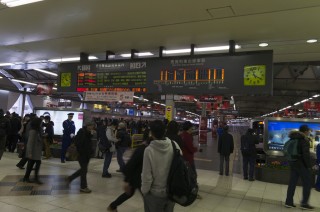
[313,94,320,98]
[53,87,57,90]
[11,79,37,86]
[133,96,139,99]
[294,102,301,106]
[1,0,43,7]
[0,63,13,66]
[163,49,191,54]
[49,56,98,63]
[34,68,58,76]
[153,101,160,105]
[195,45,241,52]
[160,104,166,106]
[120,52,154,58]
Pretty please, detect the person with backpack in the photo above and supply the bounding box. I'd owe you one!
[218,125,234,176]
[115,122,130,172]
[285,125,314,210]
[141,120,180,212]
[66,122,95,193]
[240,128,259,181]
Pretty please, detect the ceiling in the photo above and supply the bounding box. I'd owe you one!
[0,0,320,117]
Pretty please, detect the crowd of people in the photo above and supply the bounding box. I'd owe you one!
[0,107,318,211]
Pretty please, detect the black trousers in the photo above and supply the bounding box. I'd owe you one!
[17,149,28,167]
[242,155,255,179]
[285,161,311,205]
[109,187,137,209]
[24,160,41,180]
[69,159,89,189]
[219,154,230,175]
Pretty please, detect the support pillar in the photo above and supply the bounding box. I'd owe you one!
[199,103,207,145]
[165,95,174,122]
[21,88,26,117]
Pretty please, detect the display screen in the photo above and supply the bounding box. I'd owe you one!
[267,120,320,151]
[35,110,84,135]
[58,51,273,95]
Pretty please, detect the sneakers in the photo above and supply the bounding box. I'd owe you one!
[285,203,296,208]
[80,188,92,193]
[300,204,314,210]
[107,206,117,212]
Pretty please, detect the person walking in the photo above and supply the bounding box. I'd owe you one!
[218,125,234,176]
[141,120,180,212]
[285,125,314,210]
[43,116,54,159]
[315,142,320,192]
[66,122,95,193]
[22,118,44,184]
[240,128,259,181]
[115,122,130,172]
[61,113,75,163]
[107,140,150,211]
[101,120,117,178]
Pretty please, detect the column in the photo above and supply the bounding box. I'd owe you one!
[165,94,174,122]
[199,103,208,145]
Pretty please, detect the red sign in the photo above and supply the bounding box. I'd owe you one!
[174,95,195,102]
[199,96,223,103]
[304,101,320,112]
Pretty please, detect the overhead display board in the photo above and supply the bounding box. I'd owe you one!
[58,51,273,95]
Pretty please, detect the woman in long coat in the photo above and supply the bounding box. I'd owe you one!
[23,117,44,184]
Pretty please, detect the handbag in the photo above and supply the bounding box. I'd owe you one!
[109,142,116,152]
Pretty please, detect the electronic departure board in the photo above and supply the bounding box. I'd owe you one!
[58,51,273,95]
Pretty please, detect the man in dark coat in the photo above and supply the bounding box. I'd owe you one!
[7,112,21,152]
[285,125,314,210]
[61,113,76,163]
[218,125,234,176]
[66,122,95,193]
[241,128,259,181]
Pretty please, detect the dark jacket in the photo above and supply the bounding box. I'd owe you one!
[44,122,54,141]
[218,131,234,155]
[75,127,93,161]
[0,116,11,137]
[116,128,130,148]
[288,131,311,168]
[97,125,111,149]
[123,144,147,188]
[241,133,259,156]
[10,116,21,135]
[166,133,183,149]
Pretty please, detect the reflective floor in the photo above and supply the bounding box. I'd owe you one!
[0,130,319,211]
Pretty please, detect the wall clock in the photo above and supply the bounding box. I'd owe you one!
[244,65,266,86]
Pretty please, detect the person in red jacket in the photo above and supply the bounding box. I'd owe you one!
[180,121,198,174]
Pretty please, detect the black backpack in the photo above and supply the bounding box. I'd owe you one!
[167,140,198,207]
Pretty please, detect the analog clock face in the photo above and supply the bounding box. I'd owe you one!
[243,65,266,86]
[61,73,71,87]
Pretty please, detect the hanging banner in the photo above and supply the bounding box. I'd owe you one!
[37,83,53,95]
[174,95,195,102]
[165,106,173,121]
[84,91,134,102]
[199,117,208,144]
[43,96,58,108]
[304,101,320,112]
[199,96,223,103]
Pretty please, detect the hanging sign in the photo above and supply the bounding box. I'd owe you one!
[84,91,134,102]
[165,106,173,121]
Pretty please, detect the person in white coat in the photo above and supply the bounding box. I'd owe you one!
[102,120,118,178]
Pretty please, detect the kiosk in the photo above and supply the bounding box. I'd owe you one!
[255,117,319,184]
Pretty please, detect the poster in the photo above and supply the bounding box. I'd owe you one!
[199,117,208,145]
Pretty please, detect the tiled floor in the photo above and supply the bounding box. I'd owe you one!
[0,130,320,211]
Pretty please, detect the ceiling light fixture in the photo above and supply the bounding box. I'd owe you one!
[0,76,3,79]
[34,68,58,76]
[49,56,98,63]
[163,49,191,55]
[0,0,43,7]
[195,45,241,52]
[259,43,269,47]
[307,39,317,43]
[52,87,57,90]
[11,79,37,86]
[0,63,14,67]
[120,52,154,58]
